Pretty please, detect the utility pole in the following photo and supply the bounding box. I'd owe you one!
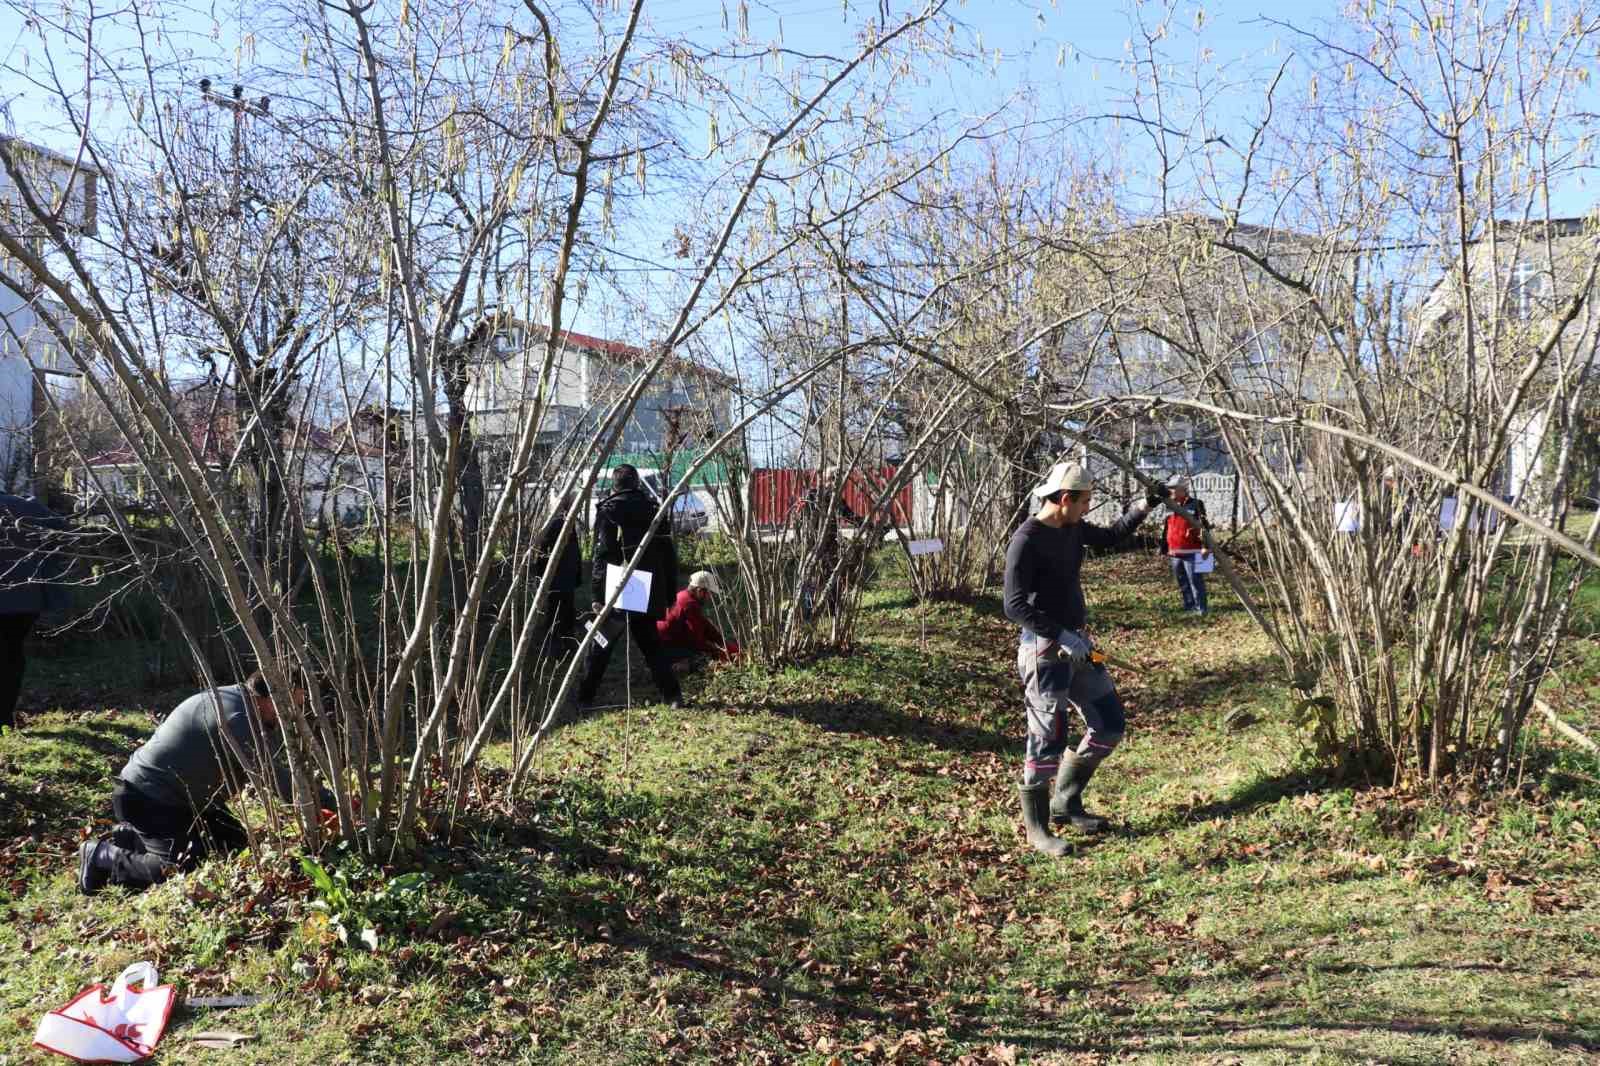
[198,78,269,220]
[197,78,272,356]
[197,77,287,635]
[196,76,274,403]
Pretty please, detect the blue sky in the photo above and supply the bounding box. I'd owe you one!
[4,1,1595,346]
[0,0,1293,175]
[6,0,1594,464]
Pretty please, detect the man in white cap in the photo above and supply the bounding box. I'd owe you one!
[1160,475,1210,616]
[657,569,740,662]
[1003,462,1167,855]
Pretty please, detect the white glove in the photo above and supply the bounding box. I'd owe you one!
[1056,630,1092,666]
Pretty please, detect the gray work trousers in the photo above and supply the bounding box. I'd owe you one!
[1017,634,1127,786]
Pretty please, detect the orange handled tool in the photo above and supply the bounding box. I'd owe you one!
[1089,649,1138,671]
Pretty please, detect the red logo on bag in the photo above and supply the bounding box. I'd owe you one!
[111,1023,144,1044]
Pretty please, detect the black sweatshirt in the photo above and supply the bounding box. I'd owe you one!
[591,487,678,618]
[536,512,582,593]
[1003,506,1149,640]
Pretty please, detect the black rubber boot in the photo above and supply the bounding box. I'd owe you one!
[77,839,113,895]
[1050,754,1109,833]
[1018,783,1071,857]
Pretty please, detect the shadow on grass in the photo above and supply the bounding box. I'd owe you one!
[20,722,147,765]
[964,1011,1600,1062]
[0,715,149,838]
[762,698,1011,755]
[962,590,1008,623]
[0,769,83,839]
[442,777,904,1029]
[1145,768,1332,831]
[1133,652,1287,721]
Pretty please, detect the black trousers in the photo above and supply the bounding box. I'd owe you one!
[578,612,681,703]
[0,612,37,730]
[538,592,578,659]
[106,780,249,890]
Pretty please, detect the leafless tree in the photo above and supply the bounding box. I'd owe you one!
[0,0,978,851]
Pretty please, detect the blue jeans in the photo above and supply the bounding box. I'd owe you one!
[1170,553,1208,612]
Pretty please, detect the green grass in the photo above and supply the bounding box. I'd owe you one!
[1,550,1597,1063]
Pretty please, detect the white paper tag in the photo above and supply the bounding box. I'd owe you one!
[604,564,652,613]
[1333,501,1360,533]
[585,620,609,649]
[907,538,945,556]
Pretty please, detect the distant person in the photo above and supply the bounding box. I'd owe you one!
[577,465,683,707]
[534,493,582,658]
[78,669,331,894]
[658,570,740,663]
[0,492,70,730]
[1160,476,1211,616]
[1376,465,1418,546]
[795,466,862,620]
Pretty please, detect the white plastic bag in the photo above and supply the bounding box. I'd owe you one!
[34,962,175,1063]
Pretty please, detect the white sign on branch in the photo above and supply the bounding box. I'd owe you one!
[1333,501,1360,533]
[907,538,945,557]
[584,620,609,649]
[605,564,652,613]
[1439,496,1499,532]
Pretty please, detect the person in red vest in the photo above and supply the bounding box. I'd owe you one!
[1161,475,1211,616]
[658,570,740,662]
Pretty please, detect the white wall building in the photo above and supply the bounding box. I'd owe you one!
[464,322,736,454]
[0,136,98,493]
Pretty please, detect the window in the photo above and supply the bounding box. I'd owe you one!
[1508,261,1548,322]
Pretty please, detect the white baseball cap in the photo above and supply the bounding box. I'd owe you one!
[1031,462,1094,499]
[688,570,722,594]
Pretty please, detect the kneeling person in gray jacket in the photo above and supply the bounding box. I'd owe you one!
[78,670,328,894]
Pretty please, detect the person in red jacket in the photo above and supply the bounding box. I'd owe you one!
[1161,476,1211,615]
[657,570,740,662]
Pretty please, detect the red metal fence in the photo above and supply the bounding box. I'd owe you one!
[749,467,913,528]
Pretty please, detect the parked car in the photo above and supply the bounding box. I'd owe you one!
[547,467,709,536]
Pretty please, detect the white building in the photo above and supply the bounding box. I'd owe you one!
[0,291,78,490]
[0,136,99,493]
[463,320,738,525]
[1414,216,1597,506]
[464,321,736,453]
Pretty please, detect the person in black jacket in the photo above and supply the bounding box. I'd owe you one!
[576,465,683,706]
[0,493,70,730]
[1002,462,1165,855]
[534,493,583,658]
